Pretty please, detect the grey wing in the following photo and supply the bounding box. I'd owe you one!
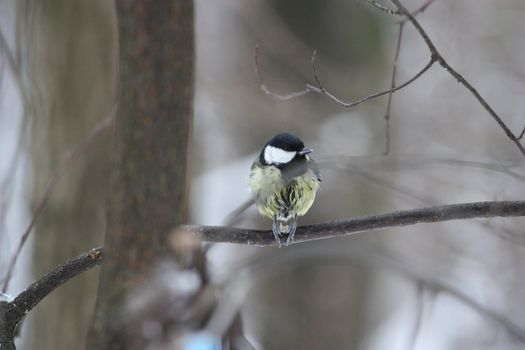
[309,158,322,182]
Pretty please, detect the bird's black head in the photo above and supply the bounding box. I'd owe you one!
[259,132,312,167]
[267,132,305,152]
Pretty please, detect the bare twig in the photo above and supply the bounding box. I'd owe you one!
[185,201,525,246]
[255,0,438,115]
[254,44,313,101]
[0,247,104,349]
[382,0,437,154]
[257,0,525,156]
[255,44,436,109]
[363,0,400,15]
[1,106,115,293]
[518,125,525,141]
[310,50,324,93]
[388,0,525,156]
[322,156,525,246]
[384,22,405,155]
[397,0,437,24]
[310,54,437,108]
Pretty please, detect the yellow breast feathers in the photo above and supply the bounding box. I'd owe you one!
[248,164,319,219]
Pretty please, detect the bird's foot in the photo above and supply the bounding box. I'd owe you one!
[272,220,282,248]
[285,221,297,246]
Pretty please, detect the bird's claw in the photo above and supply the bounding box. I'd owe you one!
[285,222,297,246]
[272,220,282,248]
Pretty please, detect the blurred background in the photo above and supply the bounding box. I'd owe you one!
[1,0,525,349]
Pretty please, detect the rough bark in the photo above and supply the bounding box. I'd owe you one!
[88,1,194,349]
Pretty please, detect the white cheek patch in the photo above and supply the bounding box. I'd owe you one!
[264,145,296,165]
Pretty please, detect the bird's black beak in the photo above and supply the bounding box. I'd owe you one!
[298,148,313,156]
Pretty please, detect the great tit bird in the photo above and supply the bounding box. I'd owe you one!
[248,132,321,246]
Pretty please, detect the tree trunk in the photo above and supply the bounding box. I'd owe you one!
[27,2,116,350]
[88,1,194,349]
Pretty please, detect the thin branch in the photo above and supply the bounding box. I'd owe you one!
[388,0,525,156]
[185,201,525,246]
[310,50,324,93]
[0,247,104,348]
[397,0,437,24]
[309,52,436,108]
[1,106,115,293]
[379,0,437,154]
[254,44,314,101]
[518,124,525,141]
[323,157,525,246]
[384,22,405,155]
[255,44,436,109]
[311,52,435,108]
[363,0,400,15]
[257,0,525,156]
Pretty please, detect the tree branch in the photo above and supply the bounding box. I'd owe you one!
[312,54,436,108]
[0,247,104,349]
[518,124,525,141]
[256,0,525,156]
[383,21,405,155]
[185,201,525,246]
[396,0,436,24]
[363,0,400,15]
[1,202,521,347]
[254,44,435,108]
[254,43,312,101]
[388,0,525,156]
